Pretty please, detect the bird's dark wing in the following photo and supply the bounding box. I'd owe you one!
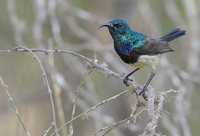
[133,38,174,55]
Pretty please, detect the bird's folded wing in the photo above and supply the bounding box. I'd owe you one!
[133,38,174,55]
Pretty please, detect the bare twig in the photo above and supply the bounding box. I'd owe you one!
[0,77,30,136]
[42,123,54,136]
[9,46,60,136]
[68,71,89,136]
[94,108,147,136]
[48,44,67,136]
[94,91,139,136]
[50,89,134,136]
[0,47,142,88]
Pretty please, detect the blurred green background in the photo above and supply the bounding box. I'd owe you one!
[0,0,200,136]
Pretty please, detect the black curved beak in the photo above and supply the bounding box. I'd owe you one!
[98,22,113,29]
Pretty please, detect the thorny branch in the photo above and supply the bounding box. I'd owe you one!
[0,47,181,136]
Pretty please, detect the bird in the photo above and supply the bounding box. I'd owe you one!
[98,19,186,100]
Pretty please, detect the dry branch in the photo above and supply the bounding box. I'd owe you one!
[0,47,181,136]
[0,47,143,89]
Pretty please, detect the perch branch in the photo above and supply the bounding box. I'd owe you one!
[0,47,143,90]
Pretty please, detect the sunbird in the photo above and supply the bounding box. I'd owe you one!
[98,19,186,100]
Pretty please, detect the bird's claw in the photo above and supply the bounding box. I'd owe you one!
[123,77,133,86]
[139,87,148,101]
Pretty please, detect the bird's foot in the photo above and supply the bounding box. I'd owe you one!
[123,76,133,86]
[139,87,148,101]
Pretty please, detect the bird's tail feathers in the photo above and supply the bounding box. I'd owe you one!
[160,28,186,42]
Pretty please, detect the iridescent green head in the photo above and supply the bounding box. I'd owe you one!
[98,19,132,36]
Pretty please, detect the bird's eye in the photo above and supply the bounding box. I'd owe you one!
[114,23,122,28]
